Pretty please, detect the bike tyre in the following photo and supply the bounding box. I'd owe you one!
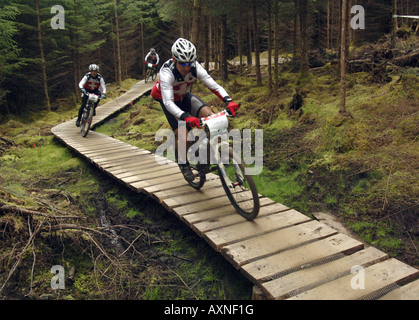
[151,70,156,81]
[186,164,206,190]
[219,148,260,220]
[81,106,93,137]
[145,69,151,83]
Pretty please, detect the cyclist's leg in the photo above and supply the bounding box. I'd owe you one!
[155,98,190,166]
[93,89,101,115]
[186,93,212,118]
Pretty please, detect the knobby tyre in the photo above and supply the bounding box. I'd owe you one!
[219,148,260,220]
[186,164,206,190]
[145,69,151,83]
[81,105,93,137]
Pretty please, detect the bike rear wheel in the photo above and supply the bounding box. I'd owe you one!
[81,105,93,137]
[219,148,260,220]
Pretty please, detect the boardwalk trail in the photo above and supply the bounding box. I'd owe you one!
[51,79,419,300]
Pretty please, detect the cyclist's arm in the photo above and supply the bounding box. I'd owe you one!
[144,52,150,61]
[100,77,107,94]
[79,75,88,89]
[160,68,185,119]
[196,63,229,101]
[155,53,160,65]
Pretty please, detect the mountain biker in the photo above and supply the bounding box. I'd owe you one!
[151,38,240,181]
[145,48,160,73]
[76,64,107,127]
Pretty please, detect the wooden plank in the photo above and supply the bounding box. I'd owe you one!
[152,178,221,201]
[97,153,153,169]
[78,144,138,155]
[173,194,233,217]
[288,258,419,300]
[203,209,311,251]
[183,197,275,226]
[379,279,419,300]
[162,185,227,209]
[79,147,140,158]
[260,246,388,300]
[142,178,190,196]
[192,202,290,234]
[113,161,178,179]
[121,166,181,184]
[221,220,338,269]
[242,232,364,285]
[87,150,147,162]
[109,158,174,175]
[131,173,186,191]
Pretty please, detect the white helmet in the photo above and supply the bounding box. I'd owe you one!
[171,38,196,63]
[89,64,100,72]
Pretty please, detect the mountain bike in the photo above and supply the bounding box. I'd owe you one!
[145,63,157,83]
[183,109,260,221]
[80,93,102,137]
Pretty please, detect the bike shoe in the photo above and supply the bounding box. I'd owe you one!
[76,119,80,127]
[178,163,194,181]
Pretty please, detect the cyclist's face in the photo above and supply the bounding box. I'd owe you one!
[91,71,98,77]
[173,58,192,77]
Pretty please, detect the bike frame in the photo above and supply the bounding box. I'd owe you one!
[189,110,243,188]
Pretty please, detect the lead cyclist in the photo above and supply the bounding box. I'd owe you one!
[151,38,240,181]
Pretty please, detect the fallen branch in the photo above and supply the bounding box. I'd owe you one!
[0,204,85,220]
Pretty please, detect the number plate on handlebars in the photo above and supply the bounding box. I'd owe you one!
[203,112,228,134]
[88,93,99,102]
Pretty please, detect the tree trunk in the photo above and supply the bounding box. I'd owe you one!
[114,0,122,86]
[252,0,262,86]
[35,0,51,112]
[191,0,200,45]
[267,1,272,91]
[220,15,228,81]
[391,0,398,48]
[274,0,279,88]
[300,0,309,74]
[140,16,145,78]
[340,0,348,115]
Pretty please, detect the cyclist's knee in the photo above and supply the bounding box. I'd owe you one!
[198,106,213,118]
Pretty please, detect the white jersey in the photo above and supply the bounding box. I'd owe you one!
[79,72,106,94]
[145,52,160,64]
[151,59,229,119]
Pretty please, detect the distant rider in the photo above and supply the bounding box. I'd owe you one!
[151,38,239,181]
[145,48,160,73]
[76,64,106,127]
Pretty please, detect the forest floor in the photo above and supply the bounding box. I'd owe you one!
[0,36,418,300]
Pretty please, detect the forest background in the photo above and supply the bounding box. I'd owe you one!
[1,0,417,115]
[0,0,418,299]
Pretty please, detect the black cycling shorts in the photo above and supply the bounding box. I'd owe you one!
[156,92,207,130]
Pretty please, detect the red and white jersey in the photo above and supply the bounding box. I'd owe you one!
[79,72,107,93]
[151,59,229,119]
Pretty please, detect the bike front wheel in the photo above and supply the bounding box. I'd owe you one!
[219,148,260,220]
[81,105,93,137]
[145,69,151,83]
[187,164,206,190]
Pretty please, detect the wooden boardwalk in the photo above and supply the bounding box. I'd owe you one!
[51,79,419,300]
